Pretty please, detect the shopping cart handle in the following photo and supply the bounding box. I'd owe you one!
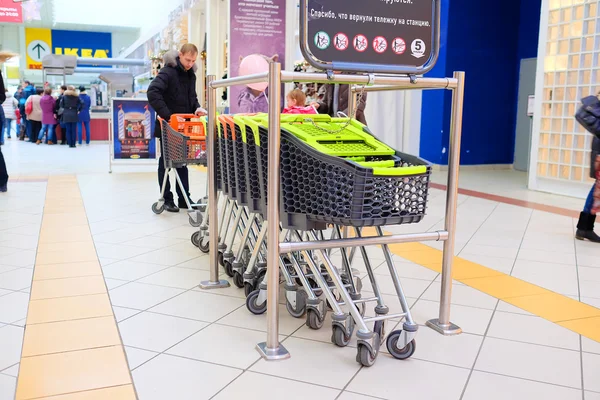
[170,114,198,123]
[280,114,332,123]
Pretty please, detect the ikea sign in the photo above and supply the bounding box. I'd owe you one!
[25,28,112,69]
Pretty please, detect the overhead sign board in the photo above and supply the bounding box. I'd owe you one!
[0,0,22,23]
[25,28,112,70]
[299,0,440,75]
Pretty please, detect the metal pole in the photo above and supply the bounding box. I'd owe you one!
[348,89,356,116]
[279,230,448,253]
[427,71,465,336]
[256,62,290,361]
[200,75,230,290]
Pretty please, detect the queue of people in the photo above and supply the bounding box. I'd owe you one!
[2,83,92,147]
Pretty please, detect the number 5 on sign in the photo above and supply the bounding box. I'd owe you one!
[411,39,426,58]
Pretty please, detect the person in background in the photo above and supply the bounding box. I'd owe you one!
[77,86,92,146]
[0,52,15,192]
[26,88,43,144]
[314,83,368,125]
[147,43,206,212]
[0,92,4,147]
[20,81,36,141]
[576,136,600,243]
[59,85,82,148]
[39,87,57,145]
[2,89,18,142]
[283,89,317,115]
[54,85,67,145]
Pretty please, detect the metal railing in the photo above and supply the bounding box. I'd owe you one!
[200,66,466,360]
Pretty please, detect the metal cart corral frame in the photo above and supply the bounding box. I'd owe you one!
[200,65,466,361]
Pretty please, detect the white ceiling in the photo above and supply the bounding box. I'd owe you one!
[20,0,178,34]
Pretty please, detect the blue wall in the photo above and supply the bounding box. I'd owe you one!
[420,0,541,165]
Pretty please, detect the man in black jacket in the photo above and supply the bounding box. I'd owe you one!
[147,43,206,212]
[0,67,8,192]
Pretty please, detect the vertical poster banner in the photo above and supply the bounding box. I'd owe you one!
[229,0,286,114]
[112,99,157,160]
[0,0,22,23]
[25,28,52,70]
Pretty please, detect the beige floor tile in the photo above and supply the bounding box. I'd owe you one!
[0,374,16,400]
[27,294,113,324]
[34,261,102,281]
[43,206,86,215]
[250,337,361,389]
[30,276,107,300]
[213,372,340,400]
[167,324,283,369]
[132,354,240,400]
[463,371,582,400]
[487,311,580,351]
[583,352,600,392]
[347,355,470,399]
[118,312,207,352]
[410,299,494,335]
[39,225,92,244]
[42,213,87,228]
[475,337,581,388]
[37,384,136,399]
[22,316,121,357]
[16,346,131,399]
[36,247,98,265]
[37,240,95,254]
[148,290,244,322]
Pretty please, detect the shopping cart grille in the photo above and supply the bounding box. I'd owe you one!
[161,120,207,168]
[317,141,376,154]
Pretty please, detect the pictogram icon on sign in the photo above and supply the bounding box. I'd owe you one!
[373,36,387,54]
[392,38,406,55]
[314,31,330,50]
[333,33,349,51]
[411,39,426,58]
[353,34,368,52]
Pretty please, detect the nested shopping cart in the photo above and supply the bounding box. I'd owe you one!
[210,112,432,367]
[151,114,208,227]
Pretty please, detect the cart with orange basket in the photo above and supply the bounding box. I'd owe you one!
[151,114,208,227]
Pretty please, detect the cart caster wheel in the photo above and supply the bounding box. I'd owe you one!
[223,260,234,277]
[357,344,377,367]
[306,309,325,330]
[191,232,201,247]
[152,202,164,214]
[198,239,210,254]
[189,214,202,227]
[285,290,307,318]
[246,290,267,315]
[233,272,244,288]
[218,252,225,267]
[331,325,352,347]
[386,331,416,360]
[244,282,254,297]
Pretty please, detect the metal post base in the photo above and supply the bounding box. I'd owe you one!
[199,280,231,290]
[426,319,462,335]
[256,342,290,361]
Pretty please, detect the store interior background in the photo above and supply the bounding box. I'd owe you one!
[3,0,594,199]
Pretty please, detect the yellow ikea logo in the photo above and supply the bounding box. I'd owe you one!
[54,48,109,58]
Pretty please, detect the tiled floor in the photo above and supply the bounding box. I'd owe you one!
[0,139,599,399]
